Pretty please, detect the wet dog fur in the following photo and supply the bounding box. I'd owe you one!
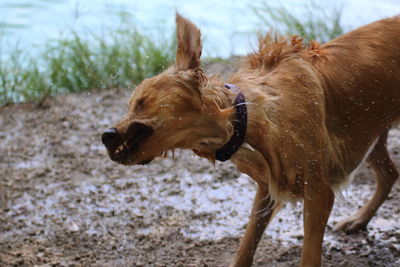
[102,14,400,266]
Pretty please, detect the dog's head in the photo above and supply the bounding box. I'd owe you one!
[102,14,233,165]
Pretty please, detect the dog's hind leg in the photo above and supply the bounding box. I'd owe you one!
[230,184,281,267]
[333,129,399,233]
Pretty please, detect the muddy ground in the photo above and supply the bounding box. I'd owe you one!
[1,63,400,267]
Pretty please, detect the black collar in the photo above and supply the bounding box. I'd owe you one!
[215,84,248,162]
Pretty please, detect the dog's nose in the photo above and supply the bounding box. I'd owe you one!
[102,127,119,147]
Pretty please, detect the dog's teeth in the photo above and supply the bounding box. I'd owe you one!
[115,141,130,155]
[115,144,125,154]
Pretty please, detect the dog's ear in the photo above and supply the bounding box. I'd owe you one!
[175,13,202,70]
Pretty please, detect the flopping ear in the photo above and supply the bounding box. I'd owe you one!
[175,13,202,70]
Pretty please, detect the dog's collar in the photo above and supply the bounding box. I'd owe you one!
[215,84,248,162]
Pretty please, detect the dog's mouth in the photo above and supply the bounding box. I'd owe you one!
[112,138,154,165]
[102,122,155,165]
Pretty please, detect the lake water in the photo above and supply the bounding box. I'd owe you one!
[1,0,400,57]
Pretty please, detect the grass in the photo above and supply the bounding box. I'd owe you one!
[0,21,175,106]
[252,1,345,43]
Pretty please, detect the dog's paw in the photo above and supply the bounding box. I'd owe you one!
[333,216,369,234]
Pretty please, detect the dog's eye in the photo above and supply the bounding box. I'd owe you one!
[135,98,145,112]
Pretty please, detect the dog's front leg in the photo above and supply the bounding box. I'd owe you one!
[231,184,280,267]
[301,174,334,267]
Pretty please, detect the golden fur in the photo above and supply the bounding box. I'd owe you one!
[103,14,400,266]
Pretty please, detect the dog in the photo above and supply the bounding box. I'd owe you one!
[102,13,400,266]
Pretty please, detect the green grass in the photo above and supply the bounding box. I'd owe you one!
[252,1,345,43]
[0,22,175,106]
[0,48,49,104]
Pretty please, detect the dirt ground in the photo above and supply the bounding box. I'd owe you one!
[1,63,400,267]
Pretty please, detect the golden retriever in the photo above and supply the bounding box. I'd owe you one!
[102,13,400,266]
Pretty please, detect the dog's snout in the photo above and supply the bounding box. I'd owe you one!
[102,127,119,147]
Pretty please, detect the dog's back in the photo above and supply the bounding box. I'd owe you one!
[315,16,400,174]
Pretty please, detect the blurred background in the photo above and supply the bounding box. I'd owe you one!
[2,0,400,57]
[1,0,400,105]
